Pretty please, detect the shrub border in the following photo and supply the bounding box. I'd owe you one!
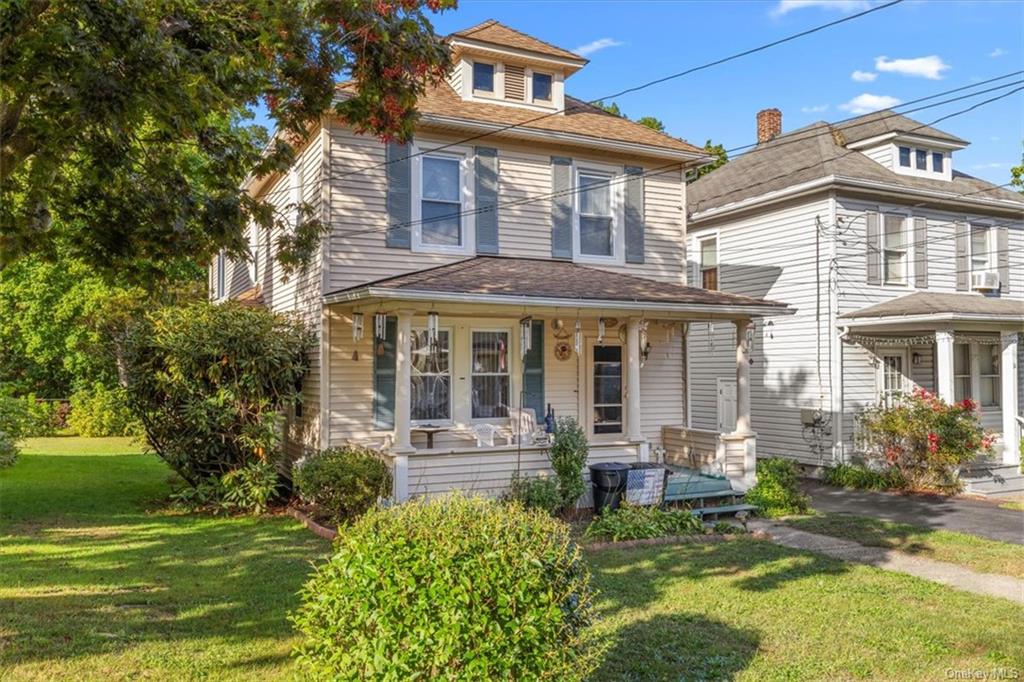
[286,505,338,540]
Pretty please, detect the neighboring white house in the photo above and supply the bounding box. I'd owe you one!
[686,108,1024,494]
[210,21,791,500]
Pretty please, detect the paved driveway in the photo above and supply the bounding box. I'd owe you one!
[802,481,1024,545]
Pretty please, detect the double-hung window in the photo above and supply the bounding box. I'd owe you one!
[410,329,451,422]
[471,331,510,419]
[419,155,464,249]
[978,346,1000,407]
[472,62,494,93]
[915,149,927,171]
[532,72,552,102]
[970,225,993,274]
[882,214,908,285]
[898,146,911,167]
[577,169,615,259]
[931,152,944,173]
[699,236,719,290]
[593,345,623,434]
[953,344,971,402]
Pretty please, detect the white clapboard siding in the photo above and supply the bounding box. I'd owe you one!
[688,195,835,464]
[861,144,893,169]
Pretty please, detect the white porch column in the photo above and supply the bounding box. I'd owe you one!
[625,318,644,445]
[935,329,956,404]
[734,319,753,435]
[392,310,414,502]
[1001,331,1020,466]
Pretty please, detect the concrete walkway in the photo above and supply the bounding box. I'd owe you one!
[751,519,1024,604]
[803,481,1024,545]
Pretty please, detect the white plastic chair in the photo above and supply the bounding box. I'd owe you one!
[472,423,499,447]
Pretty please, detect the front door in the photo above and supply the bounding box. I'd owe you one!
[879,350,908,407]
[589,343,624,436]
[717,378,737,433]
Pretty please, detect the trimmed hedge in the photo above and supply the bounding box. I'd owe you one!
[291,493,599,680]
[292,446,391,524]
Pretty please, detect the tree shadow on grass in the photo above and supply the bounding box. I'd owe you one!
[591,613,760,682]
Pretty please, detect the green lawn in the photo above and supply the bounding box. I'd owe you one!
[786,512,1024,579]
[0,437,329,681]
[3,439,1023,681]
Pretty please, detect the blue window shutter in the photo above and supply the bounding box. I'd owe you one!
[865,212,881,285]
[624,165,645,264]
[522,320,545,416]
[475,147,499,254]
[550,156,573,259]
[996,226,1010,294]
[913,217,928,289]
[373,316,397,429]
[386,142,412,248]
[954,221,969,291]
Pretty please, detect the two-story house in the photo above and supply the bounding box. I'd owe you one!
[685,108,1024,496]
[211,21,791,501]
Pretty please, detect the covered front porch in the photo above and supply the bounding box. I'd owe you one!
[321,256,790,501]
[841,292,1023,466]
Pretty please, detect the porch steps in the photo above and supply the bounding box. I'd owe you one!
[961,461,1024,498]
[691,503,758,520]
[661,465,757,519]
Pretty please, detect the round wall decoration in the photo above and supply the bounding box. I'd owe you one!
[554,340,573,361]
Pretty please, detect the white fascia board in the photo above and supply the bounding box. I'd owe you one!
[448,38,587,70]
[834,175,1024,213]
[842,313,1024,327]
[419,114,708,164]
[689,176,835,223]
[323,286,793,318]
[845,132,898,150]
[892,133,968,151]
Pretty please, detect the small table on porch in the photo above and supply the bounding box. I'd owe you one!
[411,424,448,449]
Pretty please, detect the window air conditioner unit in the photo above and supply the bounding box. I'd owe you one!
[971,271,1000,292]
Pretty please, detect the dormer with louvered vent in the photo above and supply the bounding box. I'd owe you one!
[445,20,587,113]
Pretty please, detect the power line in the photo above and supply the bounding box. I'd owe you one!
[327,0,906,182]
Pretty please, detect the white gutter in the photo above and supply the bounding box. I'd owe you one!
[322,286,793,318]
[690,174,1023,224]
[418,114,709,164]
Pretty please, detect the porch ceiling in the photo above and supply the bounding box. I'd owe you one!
[323,256,792,319]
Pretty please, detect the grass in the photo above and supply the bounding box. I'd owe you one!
[785,512,1024,578]
[588,540,1024,681]
[3,438,1023,680]
[1,437,329,681]
[1000,501,1024,512]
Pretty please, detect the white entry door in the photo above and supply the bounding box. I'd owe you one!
[878,350,909,407]
[717,378,737,433]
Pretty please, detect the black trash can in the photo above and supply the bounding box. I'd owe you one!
[590,462,631,514]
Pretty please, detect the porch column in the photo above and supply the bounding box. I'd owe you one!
[734,318,753,435]
[935,329,956,404]
[392,310,414,502]
[625,318,644,445]
[1001,331,1020,466]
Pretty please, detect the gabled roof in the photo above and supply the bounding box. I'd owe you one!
[336,81,705,158]
[841,292,1024,321]
[324,256,789,315]
[687,111,1022,217]
[450,20,586,63]
[836,110,968,146]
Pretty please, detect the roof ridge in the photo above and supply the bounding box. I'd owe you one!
[450,19,586,62]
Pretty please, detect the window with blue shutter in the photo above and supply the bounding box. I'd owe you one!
[373,316,397,429]
[522,320,545,417]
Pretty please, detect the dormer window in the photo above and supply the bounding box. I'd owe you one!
[915,149,927,171]
[532,72,552,102]
[894,144,950,179]
[932,152,944,173]
[472,62,494,93]
[899,146,911,167]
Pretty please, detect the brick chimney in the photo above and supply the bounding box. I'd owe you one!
[756,108,782,144]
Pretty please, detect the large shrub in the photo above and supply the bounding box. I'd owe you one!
[67,382,140,437]
[0,390,29,467]
[501,472,562,515]
[584,503,702,542]
[549,416,588,511]
[293,446,392,524]
[123,301,312,485]
[857,389,994,492]
[745,457,810,518]
[292,493,599,681]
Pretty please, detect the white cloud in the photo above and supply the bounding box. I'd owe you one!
[989,48,1007,58]
[971,162,1010,170]
[838,93,902,115]
[851,70,877,82]
[801,104,829,114]
[771,0,869,17]
[573,38,625,57]
[874,55,950,80]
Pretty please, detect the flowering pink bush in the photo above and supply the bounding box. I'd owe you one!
[857,389,995,493]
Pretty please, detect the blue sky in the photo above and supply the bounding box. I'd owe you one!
[261,1,1024,184]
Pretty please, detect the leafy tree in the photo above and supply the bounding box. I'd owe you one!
[636,116,665,132]
[1011,141,1023,194]
[697,139,729,177]
[592,99,623,117]
[1,0,454,286]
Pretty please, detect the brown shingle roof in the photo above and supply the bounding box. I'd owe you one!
[336,80,703,156]
[688,112,1022,215]
[450,20,586,63]
[841,292,1024,320]
[327,256,788,311]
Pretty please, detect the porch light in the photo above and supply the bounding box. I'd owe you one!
[519,317,533,358]
[912,352,922,366]
[574,319,582,355]
[352,312,364,341]
[374,313,387,340]
[427,312,440,346]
